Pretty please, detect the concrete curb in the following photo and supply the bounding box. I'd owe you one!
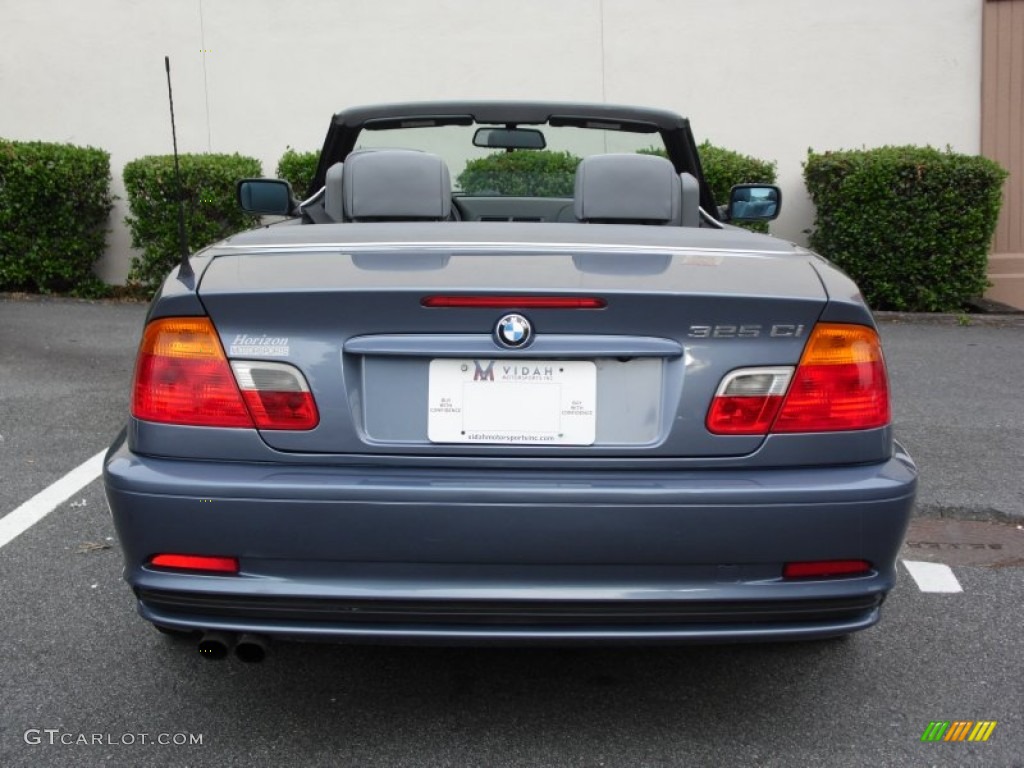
[874,311,1024,327]
[0,292,147,306]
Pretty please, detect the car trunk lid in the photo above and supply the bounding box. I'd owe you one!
[196,225,826,458]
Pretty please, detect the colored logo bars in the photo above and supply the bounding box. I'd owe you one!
[920,721,997,742]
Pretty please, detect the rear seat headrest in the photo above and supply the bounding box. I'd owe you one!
[342,149,452,221]
[324,161,344,222]
[574,153,681,225]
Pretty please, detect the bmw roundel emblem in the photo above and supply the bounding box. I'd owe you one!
[495,313,532,348]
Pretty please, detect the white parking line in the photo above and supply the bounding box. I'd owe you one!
[902,560,963,593]
[0,450,106,549]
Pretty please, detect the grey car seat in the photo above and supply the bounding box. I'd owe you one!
[574,153,700,227]
[341,149,453,221]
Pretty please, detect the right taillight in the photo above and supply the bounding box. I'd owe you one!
[772,323,890,433]
[707,323,890,435]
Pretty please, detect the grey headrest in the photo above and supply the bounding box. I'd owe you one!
[679,171,699,228]
[342,149,452,221]
[324,162,344,222]
[574,153,681,225]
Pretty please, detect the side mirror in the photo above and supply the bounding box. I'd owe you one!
[727,184,782,222]
[237,179,296,216]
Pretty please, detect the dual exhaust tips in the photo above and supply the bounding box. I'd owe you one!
[197,631,268,663]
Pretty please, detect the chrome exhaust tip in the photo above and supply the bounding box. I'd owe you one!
[197,631,235,660]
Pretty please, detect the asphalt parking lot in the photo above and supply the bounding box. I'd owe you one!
[1,296,1022,767]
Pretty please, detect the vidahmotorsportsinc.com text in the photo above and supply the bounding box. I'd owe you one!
[24,729,203,746]
[465,433,556,442]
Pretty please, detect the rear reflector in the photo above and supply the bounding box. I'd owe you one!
[132,318,253,428]
[783,560,872,579]
[422,295,606,309]
[150,554,239,574]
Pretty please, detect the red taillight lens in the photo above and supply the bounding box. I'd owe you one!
[132,318,253,427]
[772,324,890,433]
[150,554,239,574]
[231,361,319,430]
[783,559,872,579]
[706,367,793,435]
[707,395,784,435]
[240,390,319,429]
[422,295,606,309]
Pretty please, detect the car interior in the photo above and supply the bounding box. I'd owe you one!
[317,148,702,226]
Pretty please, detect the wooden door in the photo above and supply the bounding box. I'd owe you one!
[983,0,1024,308]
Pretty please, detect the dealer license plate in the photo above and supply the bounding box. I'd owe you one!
[428,359,596,445]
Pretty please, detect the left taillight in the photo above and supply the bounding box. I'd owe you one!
[131,317,318,430]
[230,360,319,430]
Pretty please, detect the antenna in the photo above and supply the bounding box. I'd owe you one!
[164,56,194,281]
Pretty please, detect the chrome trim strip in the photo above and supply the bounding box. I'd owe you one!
[345,334,683,358]
[297,186,326,209]
[213,241,787,257]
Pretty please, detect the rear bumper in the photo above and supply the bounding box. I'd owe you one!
[135,591,884,644]
[104,434,917,644]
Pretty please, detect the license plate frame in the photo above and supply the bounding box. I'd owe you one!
[427,359,597,445]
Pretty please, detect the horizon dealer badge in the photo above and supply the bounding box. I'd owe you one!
[495,313,532,348]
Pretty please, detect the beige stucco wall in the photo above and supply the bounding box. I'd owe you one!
[0,0,982,284]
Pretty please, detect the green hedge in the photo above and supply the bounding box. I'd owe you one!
[276,148,318,198]
[0,139,113,295]
[695,142,777,210]
[457,150,581,197]
[804,147,1008,311]
[124,153,262,290]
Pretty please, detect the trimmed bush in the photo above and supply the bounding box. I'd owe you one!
[641,143,776,232]
[457,150,581,197]
[124,153,262,291]
[696,142,777,209]
[276,148,318,198]
[804,147,1008,311]
[0,139,113,294]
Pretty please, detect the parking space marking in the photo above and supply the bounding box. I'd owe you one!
[902,559,963,593]
[0,450,105,549]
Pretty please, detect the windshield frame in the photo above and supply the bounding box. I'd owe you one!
[309,101,717,214]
